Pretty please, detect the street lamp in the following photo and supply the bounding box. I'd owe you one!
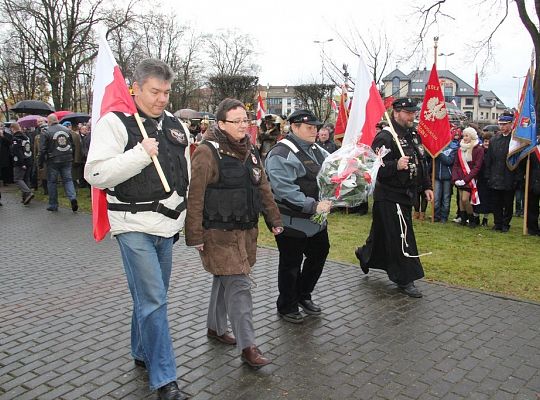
[437,52,455,70]
[314,38,334,84]
[512,75,527,106]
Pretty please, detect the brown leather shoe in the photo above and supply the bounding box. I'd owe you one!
[207,329,236,345]
[241,345,271,368]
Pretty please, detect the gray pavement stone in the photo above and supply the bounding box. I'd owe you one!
[0,191,539,399]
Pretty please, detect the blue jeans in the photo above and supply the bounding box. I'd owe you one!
[47,161,76,208]
[434,179,452,221]
[116,232,176,390]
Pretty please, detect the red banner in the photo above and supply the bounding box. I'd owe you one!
[417,64,451,157]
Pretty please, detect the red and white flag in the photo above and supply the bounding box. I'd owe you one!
[341,56,386,148]
[333,85,349,145]
[417,64,451,157]
[90,30,137,241]
[256,93,266,125]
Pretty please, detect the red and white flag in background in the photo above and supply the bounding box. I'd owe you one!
[333,85,349,145]
[90,29,137,241]
[341,56,386,148]
[256,93,266,125]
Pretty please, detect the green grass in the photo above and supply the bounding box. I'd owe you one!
[36,187,540,302]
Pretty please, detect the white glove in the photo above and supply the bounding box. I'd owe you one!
[455,179,466,187]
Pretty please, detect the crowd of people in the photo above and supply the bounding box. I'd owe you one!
[1,57,539,399]
[0,115,91,210]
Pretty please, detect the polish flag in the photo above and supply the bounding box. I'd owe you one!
[256,93,266,125]
[333,86,349,145]
[341,56,386,148]
[90,30,137,241]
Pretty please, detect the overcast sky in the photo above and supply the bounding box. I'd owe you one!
[173,0,534,108]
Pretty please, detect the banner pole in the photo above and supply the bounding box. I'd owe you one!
[523,154,531,235]
[383,111,405,157]
[134,113,171,192]
[431,157,435,222]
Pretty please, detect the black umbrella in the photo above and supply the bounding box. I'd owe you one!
[10,100,55,115]
[60,112,91,125]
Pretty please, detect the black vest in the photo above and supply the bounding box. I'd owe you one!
[270,135,325,218]
[46,127,73,163]
[110,111,189,204]
[202,141,263,230]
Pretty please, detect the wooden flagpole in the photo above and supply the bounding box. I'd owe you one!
[134,113,171,193]
[383,110,405,157]
[431,36,439,222]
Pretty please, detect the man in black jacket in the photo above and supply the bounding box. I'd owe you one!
[484,114,520,232]
[355,98,433,298]
[10,122,34,204]
[39,114,78,212]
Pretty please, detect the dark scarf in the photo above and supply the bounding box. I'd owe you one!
[203,125,251,160]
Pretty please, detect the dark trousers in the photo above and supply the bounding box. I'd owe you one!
[527,191,540,234]
[492,189,515,229]
[275,228,330,314]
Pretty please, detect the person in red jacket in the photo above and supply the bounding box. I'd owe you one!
[452,127,484,227]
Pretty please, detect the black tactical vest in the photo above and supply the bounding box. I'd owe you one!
[270,135,326,218]
[202,141,263,230]
[110,111,189,203]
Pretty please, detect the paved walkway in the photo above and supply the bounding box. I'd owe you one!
[0,191,539,400]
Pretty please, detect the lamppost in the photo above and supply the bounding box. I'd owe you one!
[512,75,527,106]
[313,38,333,84]
[437,52,455,70]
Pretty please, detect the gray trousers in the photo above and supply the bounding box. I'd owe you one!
[14,166,31,195]
[207,275,255,352]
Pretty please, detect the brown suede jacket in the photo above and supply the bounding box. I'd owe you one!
[185,128,282,276]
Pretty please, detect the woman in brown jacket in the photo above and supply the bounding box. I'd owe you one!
[185,98,283,368]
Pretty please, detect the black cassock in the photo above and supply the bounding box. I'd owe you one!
[357,118,430,285]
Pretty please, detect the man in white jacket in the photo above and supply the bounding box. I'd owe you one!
[85,59,190,400]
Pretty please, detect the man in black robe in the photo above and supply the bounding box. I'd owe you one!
[355,98,433,298]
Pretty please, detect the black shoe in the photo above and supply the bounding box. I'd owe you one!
[134,359,146,369]
[398,282,423,298]
[492,225,502,231]
[355,247,369,274]
[278,311,304,324]
[299,299,322,315]
[157,381,189,400]
[23,193,34,205]
[501,225,510,233]
[71,199,78,212]
[46,206,58,212]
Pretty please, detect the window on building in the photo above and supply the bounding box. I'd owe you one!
[465,98,473,106]
[492,113,495,119]
[392,77,400,95]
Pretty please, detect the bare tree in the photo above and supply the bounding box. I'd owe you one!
[293,84,335,124]
[0,0,136,110]
[334,27,393,85]
[205,29,260,107]
[412,0,540,112]
[0,30,50,119]
[206,29,259,77]
[208,75,259,107]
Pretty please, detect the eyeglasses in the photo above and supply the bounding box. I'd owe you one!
[224,119,250,126]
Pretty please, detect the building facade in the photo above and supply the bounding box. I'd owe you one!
[382,68,507,124]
